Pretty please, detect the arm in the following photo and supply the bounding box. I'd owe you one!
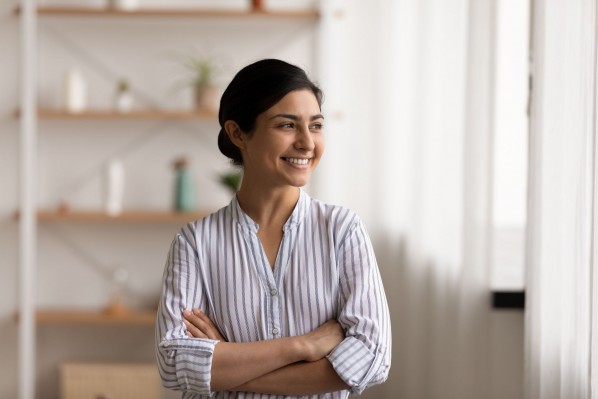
[232,359,349,395]
[183,310,345,392]
[326,217,392,394]
[156,227,216,395]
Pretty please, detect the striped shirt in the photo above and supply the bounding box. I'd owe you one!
[156,189,391,398]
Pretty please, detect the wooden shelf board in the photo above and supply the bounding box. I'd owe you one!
[13,209,211,223]
[32,108,217,121]
[35,210,210,223]
[34,309,156,325]
[17,6,319,19]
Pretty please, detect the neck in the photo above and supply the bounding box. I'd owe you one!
[236,183,300,230]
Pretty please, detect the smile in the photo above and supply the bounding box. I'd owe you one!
[283,157,310,165]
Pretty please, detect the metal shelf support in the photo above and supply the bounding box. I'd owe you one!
[19,0,37,398]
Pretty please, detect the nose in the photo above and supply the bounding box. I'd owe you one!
[295,124,315,151]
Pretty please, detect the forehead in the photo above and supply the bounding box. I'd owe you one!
[264,89,321,115]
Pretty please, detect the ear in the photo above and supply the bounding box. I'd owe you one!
[224,120,246,150]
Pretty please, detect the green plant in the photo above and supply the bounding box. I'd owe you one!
[218,171,242,194]
[116,78,130,93]
[184,56,215,89]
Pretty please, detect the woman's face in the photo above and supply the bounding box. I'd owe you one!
[241,89,325,188]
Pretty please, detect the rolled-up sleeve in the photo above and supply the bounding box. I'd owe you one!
[156,223,217,397]
[327,218,392,395]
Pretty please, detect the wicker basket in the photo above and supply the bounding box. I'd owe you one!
[60,362,160,399]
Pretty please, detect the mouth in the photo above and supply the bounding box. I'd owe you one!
[282,157,311,166]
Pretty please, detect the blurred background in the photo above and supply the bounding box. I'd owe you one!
[5,0,594,398]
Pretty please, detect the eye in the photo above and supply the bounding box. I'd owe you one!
[310,122,324,131]
[278,122,295,129]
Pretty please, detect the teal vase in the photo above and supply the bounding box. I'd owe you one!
[175,167,195,212]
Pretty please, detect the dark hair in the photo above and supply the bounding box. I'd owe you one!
[217,59,323,166]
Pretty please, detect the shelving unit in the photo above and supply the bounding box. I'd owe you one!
[17,2,329,398]
[30,6,319,19]
[27,108,217,120]
[15,209,212,223]
[16,309,156,326]
[35,309,156,326]
[35,209,212,223]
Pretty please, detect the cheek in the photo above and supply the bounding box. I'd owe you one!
[315,136,325,157]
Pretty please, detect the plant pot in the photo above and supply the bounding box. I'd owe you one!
[194,85,219,112]
[251,0,266,11]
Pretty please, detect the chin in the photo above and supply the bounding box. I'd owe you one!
[287,178,310,188]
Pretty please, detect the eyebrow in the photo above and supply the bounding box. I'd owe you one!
[269,113,325,121]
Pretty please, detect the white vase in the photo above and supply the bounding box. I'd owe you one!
[65,68,87,113]
[115,91,133,113]
[110,0,139,11]
[105,159,125,216]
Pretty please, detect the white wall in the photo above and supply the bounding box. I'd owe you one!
[1,0,524,398]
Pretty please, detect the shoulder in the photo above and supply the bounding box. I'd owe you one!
[175,204,231,246]
[307,196,364,240]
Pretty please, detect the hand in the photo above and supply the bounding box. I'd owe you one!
[183,308,226,341]
[301,320,345,362]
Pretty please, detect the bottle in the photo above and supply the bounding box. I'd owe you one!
[105,159,125,216]
[114,79,133,113]
[65,67,87,113]
[173,157,196,212]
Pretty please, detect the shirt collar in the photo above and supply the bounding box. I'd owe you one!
[229,189,310,232]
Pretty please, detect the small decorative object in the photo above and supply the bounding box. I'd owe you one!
[218,170,242,195]
[180,55,221,112]
[173,157,196,212]
[108,0,140,11]
[103,266,130,317]
[104,158,125,216]
[251,0,266,11]
[114,78,133,113]
[65,67,87,113]
[57,200,71,214]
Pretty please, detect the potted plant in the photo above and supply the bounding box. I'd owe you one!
[183,55,220,112]
[218,170,243,194]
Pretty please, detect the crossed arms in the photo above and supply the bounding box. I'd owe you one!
[182,309,348,395]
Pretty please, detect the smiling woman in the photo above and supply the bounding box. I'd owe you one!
[155,59,391,398]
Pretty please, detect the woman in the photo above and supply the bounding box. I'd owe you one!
[156,59,391,398]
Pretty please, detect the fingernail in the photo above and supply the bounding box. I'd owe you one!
[183,320,190,325]
[183,310,191,316]
[193,308,201,316]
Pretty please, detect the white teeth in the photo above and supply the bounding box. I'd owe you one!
[285,158,309,165]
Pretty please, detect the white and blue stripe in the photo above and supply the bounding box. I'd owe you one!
[156,189,391,398]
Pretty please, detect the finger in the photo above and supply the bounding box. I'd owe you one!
[193,309,225,341]
[183,310,217,339]
[193,309,218,330]
[184,319,208,338]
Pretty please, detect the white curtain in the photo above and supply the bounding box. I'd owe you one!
[374,1,495,398]
[316,1,497,398]
[525,0,598,398]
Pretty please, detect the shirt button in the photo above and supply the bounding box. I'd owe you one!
[270,288,278,296]
[272,328,279,335]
